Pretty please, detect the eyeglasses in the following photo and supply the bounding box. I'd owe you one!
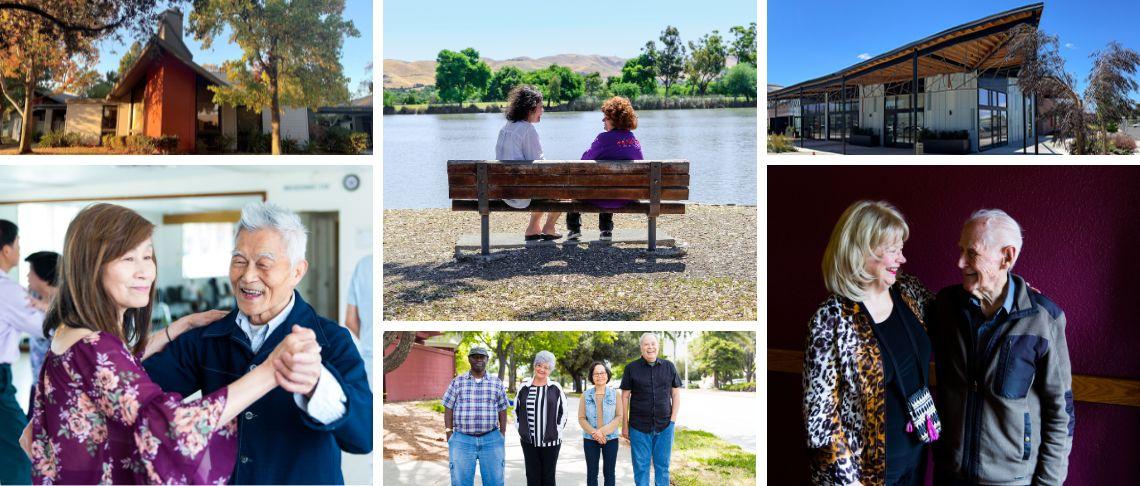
[592,372,608,376]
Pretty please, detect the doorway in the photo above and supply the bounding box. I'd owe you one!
[297,211,339,320]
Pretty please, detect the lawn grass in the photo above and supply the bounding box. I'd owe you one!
[670,428,756,486]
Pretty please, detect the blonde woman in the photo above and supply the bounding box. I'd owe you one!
[804,200,937,486]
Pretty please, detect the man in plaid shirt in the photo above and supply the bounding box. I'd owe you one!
[443,346,509,485]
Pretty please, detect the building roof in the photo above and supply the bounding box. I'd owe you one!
[107,10,228,100]
[770,3,1043,99]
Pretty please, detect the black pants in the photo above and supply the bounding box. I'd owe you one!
[567,212,613,233]
[887,452,926,486]
[583,438,618,486]
[521,441,560,486]
[0,364,32,485]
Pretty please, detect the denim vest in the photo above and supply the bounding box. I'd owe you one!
[582,386,619,440]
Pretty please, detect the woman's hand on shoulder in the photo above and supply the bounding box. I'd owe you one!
[172,309,228,332]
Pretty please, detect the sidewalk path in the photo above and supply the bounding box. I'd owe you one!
[383,388,756,484]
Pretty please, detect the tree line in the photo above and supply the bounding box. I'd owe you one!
[384,23,756,108]
[381,331,756,394]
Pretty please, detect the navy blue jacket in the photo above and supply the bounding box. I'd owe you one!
[143,291,373,484]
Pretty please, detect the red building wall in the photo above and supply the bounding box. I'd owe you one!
[142,54,197,152]
[767,166,1140,485]
[384,342,455,402]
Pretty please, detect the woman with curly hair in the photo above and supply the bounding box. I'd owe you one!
[568,96,644,241]
[496,85,562,241]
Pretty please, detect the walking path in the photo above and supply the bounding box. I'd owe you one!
[383,388,756,485]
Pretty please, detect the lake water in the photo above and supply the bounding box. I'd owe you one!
[382,108,757,209]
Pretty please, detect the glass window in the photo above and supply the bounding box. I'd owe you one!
[101,106,118,133]
[181,223,232,279]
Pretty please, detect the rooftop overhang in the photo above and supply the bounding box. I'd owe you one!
[107,36,229,101]
[769,2,1043,99]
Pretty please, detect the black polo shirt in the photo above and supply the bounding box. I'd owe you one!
[619,357,682,433]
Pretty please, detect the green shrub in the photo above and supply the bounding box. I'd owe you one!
[1110,132,1136,154]
[610,82,642,101]
[350,131,371,153]
[281,137,301,154]
[38,131,95,148]
[240,131,271,153]
[722,381,756,392]
[154,135,179,154]
[767,134,795,153]
[851,126,875,136]
[125,134,156,154]
[1106,121,1118,133]
[321,126,355,154]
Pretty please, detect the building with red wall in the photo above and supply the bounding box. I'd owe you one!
[384,332,457,402]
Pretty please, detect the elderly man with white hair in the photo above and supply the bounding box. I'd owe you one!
[143,202,372,484]
[929,209,1074,486]
[515,350,569,485]
[621,332,683,486]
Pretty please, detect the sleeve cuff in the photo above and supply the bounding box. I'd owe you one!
[294,365,347,424]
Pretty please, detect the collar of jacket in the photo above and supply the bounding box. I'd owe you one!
[199,290,328,357]
[953,273,1040,321]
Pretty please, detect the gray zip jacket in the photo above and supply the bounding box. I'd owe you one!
[929,274,1074,485]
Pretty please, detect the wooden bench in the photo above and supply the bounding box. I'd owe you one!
[447,159,689,257]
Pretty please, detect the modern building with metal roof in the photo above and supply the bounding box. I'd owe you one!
[768,3,1046,153]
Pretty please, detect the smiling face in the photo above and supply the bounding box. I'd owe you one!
[865,239,906,293]
[534,361,551,381]
[640,335,659,362]
[100,238,155,318]
[230,229,307,325]
[468,353,488,374]
[591,364,609,386]
[958,221,1011,300]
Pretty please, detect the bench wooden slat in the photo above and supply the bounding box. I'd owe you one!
[448,173,690,187]
[449,187,688,200]
[447,161,689,175]
[452,200,687,214]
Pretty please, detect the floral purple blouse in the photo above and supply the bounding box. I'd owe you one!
[28,332,238,485]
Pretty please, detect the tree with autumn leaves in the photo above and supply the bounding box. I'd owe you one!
[0,7,98,153]
[188,0,359,155]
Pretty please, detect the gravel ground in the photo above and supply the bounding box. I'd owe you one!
[383,204,756,320]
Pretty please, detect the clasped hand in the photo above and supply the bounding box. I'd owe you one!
[266,325,323,396]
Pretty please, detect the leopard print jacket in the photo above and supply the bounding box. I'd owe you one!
[802,273,933,486]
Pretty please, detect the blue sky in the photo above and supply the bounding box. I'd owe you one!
[383,0,757,61]
[92,0,373,97]
[768,0,1140,96]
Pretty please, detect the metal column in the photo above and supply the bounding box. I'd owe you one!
[842,76,847,155]
[799,87,804,148]
[912,49,918,155]
[1022,91,1027,154]
[1034,93,1039,155]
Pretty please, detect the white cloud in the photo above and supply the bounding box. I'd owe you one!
[1065,43,1075,49]
[856,53,871,60]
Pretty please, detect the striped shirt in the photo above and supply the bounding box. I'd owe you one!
[442,373,509,435]
[514,380,567,447]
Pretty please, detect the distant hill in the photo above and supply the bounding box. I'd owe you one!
[383,54,629,89]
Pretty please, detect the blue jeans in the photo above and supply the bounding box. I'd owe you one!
[448,431,505,486]
[583,438,618,486]
[628,422,675,486]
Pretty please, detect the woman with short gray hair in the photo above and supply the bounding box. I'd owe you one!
[514,350,568,485]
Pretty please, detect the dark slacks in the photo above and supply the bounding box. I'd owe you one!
[520,441,561,486]
[0,363,32,484]
[583,438,618,486]
[567,212,614,233]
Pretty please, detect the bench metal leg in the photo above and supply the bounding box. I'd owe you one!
[648,216,657,252]
[481,215,490,256]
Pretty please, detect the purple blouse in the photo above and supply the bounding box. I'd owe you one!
[581,130,645,209]
[29,332,238,485]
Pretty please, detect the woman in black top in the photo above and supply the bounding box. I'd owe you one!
[514,350,568,486]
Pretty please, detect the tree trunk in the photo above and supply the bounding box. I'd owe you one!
[270,74,282,155]
[383,331,416,374]
[507,355,518,394]
[1100,113,1110,155]
[18,74,34,154]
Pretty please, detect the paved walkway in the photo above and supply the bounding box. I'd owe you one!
[384,388,756,484]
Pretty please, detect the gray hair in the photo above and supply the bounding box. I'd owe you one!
[235,202,308,266]
[639,333,659,345]
[534,350,556,370]
[965,209,1023,260]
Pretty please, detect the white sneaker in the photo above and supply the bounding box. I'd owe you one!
[566,230,582,241]
[600,230,612,241]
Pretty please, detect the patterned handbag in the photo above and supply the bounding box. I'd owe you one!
[904,387,942,443]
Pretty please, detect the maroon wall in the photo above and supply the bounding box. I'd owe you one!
[384,342,456,402]
[768,165,1140,485]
